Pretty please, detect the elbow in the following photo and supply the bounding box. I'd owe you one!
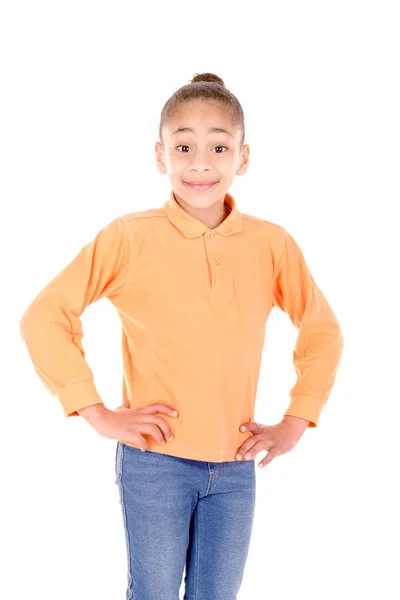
[19,309,29,340]
[335,326,345,364]
[19,303,37,342]
[329,311,344,358]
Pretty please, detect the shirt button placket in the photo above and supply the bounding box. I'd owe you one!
[206,231,221,292]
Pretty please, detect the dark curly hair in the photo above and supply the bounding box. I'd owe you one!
[159,72,245,147]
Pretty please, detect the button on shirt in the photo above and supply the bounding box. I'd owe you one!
[19,189,344,462]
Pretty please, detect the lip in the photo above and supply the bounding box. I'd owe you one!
[184,181,218,191]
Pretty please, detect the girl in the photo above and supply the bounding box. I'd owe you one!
[20,72,344,599]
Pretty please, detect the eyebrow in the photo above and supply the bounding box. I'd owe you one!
[171,126,234,138]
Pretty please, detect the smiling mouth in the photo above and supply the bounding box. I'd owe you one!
[184,181,218,191]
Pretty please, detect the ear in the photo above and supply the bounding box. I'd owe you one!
[155,140,167,175]
[236,144,250,176]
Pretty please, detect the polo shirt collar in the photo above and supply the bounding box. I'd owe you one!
[164,189,242,238]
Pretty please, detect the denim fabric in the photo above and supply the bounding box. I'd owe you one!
[115,441,256,600]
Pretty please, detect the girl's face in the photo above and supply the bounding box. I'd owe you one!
[155,99,249,209]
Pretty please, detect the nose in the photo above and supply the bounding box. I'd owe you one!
[190,166,211,174]
[188,149,212,171]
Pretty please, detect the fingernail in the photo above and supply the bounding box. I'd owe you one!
[161,440,164,445]
[236,454,242,460]
[173,411,178,416]
[168,435,173,442]
[244,453,251,459]
[240,426,246,431]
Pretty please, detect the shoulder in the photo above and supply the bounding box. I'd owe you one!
[240,211,287,246]
[105,208,168,252]
[115,207,164,225]
[241,211,285,231]
[110,208,167,239]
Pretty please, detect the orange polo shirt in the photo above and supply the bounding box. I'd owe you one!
[19,189,344,462]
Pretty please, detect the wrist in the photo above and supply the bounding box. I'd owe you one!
[77,403,108,427]
[281,414,310,435]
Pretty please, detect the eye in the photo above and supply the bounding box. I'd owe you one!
[213,146,228,153]
[176,145,228,153]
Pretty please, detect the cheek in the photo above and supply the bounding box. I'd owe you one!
[168,153,188,171]
[219,158,238,177]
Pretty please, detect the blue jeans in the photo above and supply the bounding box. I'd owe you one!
[114,441,256,600]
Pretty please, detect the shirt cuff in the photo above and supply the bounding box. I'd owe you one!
[284,394,326,427]
[56,379,104,417]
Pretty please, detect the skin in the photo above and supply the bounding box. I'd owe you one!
[155,98,311,468]
[155,98,249,230]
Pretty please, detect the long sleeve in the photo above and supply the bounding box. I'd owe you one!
[272,229,344,427]
[19,217,130,417]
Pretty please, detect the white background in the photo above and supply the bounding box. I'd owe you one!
[2,1,399,598]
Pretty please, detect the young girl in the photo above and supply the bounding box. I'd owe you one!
[20,72,344,599]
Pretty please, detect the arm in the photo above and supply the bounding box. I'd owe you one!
[77,402,108,426]
[19,218,130,417]
[272,229,344,427]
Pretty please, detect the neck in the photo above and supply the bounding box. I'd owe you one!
[174,193,231,230]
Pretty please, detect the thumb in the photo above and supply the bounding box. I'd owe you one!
[240,421,264,435]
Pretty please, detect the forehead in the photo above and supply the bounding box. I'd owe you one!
[165,100,236,137]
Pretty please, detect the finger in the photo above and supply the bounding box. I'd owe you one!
[244,440,268,460]
[141,403,179,418]
[258,450,276,468]
[126,431,148,452]
[235,440,261,461]
[146,415,175,443]
[237,436,274,460]
[136,422,167,447]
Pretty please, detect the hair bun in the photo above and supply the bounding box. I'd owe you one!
[190,72,225,87]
